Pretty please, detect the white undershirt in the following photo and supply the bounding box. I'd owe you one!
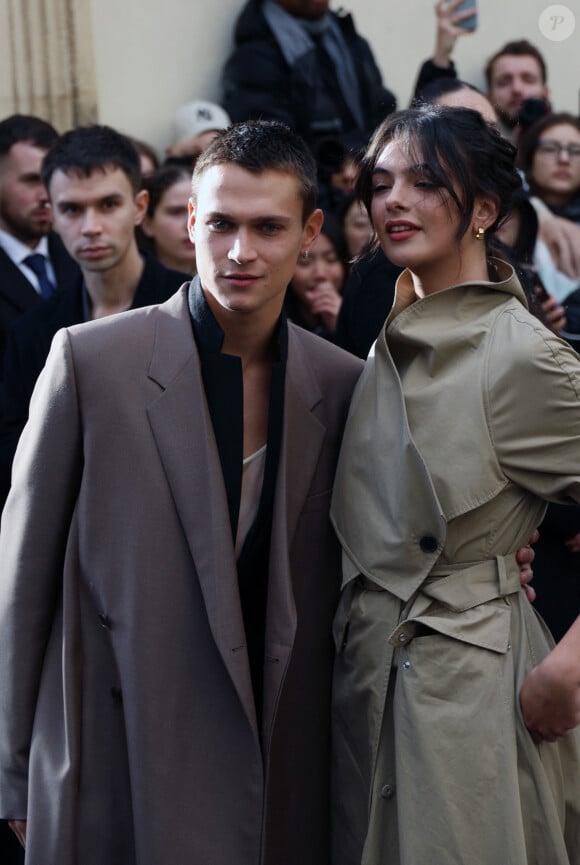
[235,445,267,558]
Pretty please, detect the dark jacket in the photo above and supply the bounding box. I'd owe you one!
[222,0,396,146]
[0,233,79,378]
[334,247,401,358]
[0,254,188,506]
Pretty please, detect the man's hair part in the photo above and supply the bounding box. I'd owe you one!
[192,120,318,221]
[42,125,142,195]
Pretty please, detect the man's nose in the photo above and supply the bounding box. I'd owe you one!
[227,231,257,264]
[81,209,102,235]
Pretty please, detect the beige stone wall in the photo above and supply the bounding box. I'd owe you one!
[0,0,577,153]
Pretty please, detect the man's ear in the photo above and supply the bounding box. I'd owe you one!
[134,189,149,226]
[300,208,324,255]
[187,198,196,243]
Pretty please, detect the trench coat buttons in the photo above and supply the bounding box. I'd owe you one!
[403,660,411,670]
[98,613,111,629]
[380,784,395,799]
[398,633,408,643]
[419,535,438,553]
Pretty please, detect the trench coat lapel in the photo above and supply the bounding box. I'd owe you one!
[145,290,258,735]
[262,327,327,738]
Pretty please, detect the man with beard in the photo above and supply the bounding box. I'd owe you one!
[0,116,79,375]
[485,40,550,140]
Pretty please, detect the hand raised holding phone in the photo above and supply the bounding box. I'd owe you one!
[433,0,478,69]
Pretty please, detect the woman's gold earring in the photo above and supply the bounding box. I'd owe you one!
[474,226,485,241]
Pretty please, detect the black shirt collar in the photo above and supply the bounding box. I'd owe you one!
[188,275,289,359]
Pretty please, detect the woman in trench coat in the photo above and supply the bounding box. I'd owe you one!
[330,105,580,865]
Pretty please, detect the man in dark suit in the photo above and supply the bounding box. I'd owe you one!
[0,115,79,375]
[0,125,190,505]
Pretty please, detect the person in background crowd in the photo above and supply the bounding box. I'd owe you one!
[0,115,79,376]
[485,39,550,138]
[339,193,373,259]
[165,100,230,164]
[131,137,160,177]
[0,125,190,509]
[286,210,347,339]
[518,113,580,224]
[140,164,196,274]
[221,0,397,149]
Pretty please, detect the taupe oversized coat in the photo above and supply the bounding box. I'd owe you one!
[331,264,580,865]
[0,287,362,865]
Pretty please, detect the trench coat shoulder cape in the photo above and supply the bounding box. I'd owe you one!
[0,284,363,865]
[330,260,580,865]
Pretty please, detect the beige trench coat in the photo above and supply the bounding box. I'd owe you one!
[331,262,580,865]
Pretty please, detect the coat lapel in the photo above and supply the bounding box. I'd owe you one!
[262,326,327,739]
[145,289,258,734]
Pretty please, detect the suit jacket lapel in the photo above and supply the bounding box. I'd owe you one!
[262,326,327,739]
[146,289,258,735]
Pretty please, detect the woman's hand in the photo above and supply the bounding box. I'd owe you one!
[306,282,342,333]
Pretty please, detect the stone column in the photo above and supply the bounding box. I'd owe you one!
[0,0,98,129]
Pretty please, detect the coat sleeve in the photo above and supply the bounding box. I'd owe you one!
[0,328,83,819]
[486,307,580,503]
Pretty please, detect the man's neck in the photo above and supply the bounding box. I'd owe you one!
[203,292,281,366]
[83,244,145,319]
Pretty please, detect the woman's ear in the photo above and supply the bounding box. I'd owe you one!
[473,195,500,232]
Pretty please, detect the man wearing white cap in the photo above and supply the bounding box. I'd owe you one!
[165,100,231,162]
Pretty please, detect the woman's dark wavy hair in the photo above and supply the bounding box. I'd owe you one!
[356,105,522,253]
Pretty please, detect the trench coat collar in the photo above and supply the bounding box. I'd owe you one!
[145,290,326,741]
[387,258,526,327]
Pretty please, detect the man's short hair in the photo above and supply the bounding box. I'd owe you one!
[41,125,142,195]
[0,114,58,158]
[485,40,547,87]
[192,121,318,221]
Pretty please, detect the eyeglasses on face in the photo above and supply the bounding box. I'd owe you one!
[536,140,580,160]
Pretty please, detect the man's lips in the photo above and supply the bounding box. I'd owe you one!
[222,272,260,285]
[78,246,110,258]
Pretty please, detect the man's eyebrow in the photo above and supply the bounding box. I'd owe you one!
[205,211,293,224]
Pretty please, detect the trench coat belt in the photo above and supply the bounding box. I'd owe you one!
[388,555,522,651]
[422,555,521,611]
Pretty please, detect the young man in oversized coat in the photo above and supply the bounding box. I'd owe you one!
[0,121,363,865]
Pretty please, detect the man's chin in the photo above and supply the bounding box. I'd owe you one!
[496,107,519,129]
